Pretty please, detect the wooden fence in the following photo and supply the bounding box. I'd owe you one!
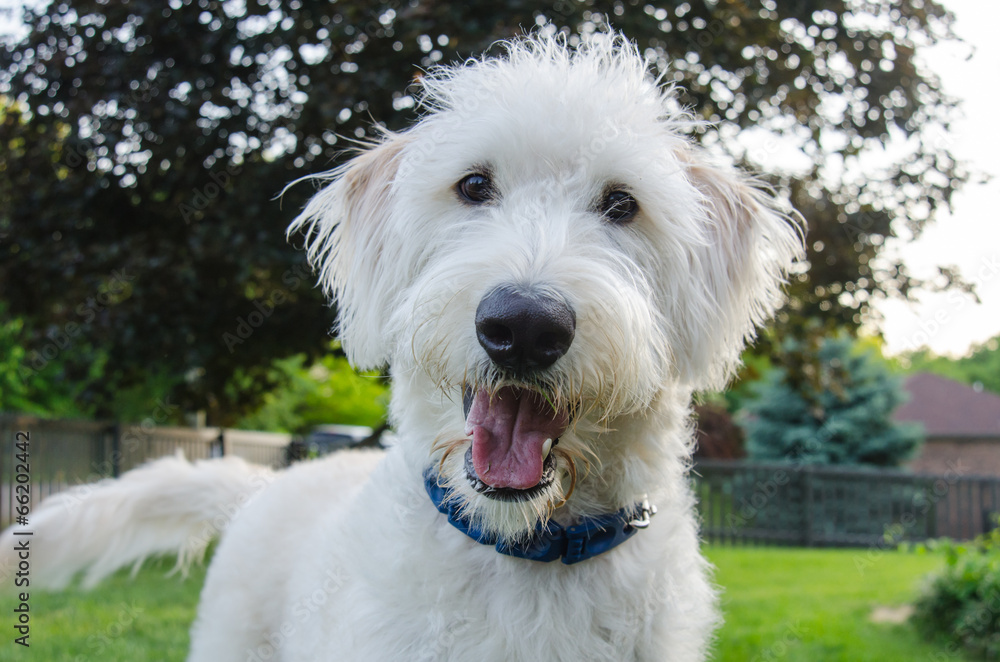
[693,460,1000,546]
[0,413,291,527]
[6,416,999,547]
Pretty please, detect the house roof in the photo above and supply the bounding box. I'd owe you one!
[894,373,1000,438]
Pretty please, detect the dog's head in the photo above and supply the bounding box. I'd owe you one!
[290,33,803,539]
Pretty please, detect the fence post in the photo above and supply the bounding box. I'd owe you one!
[217,429,229,457]
[803,465,815,547]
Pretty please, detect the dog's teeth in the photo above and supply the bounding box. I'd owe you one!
[542,438,553,460]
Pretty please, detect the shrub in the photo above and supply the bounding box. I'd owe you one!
[0,302,105,417]
[913,524,1000,658]
[693,403,746,460]
[235,350,389,434]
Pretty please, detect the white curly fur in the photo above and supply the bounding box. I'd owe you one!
[6,32,803,662]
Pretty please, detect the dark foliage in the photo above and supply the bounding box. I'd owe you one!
[0,0,965,422]
[693,402,745,460]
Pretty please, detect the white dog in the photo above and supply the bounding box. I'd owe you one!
[6,33,802,661]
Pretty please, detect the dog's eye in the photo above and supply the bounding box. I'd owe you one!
[600,190,639,224]
[456,173,495,204]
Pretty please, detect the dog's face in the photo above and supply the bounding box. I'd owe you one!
[292,35,802,539]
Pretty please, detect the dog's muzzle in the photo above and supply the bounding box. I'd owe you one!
[459,286,575,498]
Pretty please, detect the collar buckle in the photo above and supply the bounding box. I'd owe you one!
[627,498,657,529]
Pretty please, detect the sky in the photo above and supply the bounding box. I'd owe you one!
[0,2,22,38]
[0,1,996,357]
[875,0,1000,357]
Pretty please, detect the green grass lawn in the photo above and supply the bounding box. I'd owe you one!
[0,547,960,661]
[707,546,963,662]
[0,558,205,662]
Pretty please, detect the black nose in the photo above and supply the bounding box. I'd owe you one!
[475,287,576,373]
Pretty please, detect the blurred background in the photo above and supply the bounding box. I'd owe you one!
[0,0,998,660]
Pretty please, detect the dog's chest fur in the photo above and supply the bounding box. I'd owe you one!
[272,443,715,662]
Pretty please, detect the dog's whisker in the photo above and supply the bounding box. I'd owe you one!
[433,436,468,474]
[552,448,578,509]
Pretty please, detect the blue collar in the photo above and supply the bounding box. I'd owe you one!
[423,468,655,565]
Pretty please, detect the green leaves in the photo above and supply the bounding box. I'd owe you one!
[235,349,389,435]
[913,518,1000,658]
[0,1,966,422]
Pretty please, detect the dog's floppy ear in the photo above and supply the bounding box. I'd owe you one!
[288,133,410,370]
[670,149,805,390]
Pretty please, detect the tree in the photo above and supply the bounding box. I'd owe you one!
[0,0,966,422]
[902,334,1000,396]
[744,335,922,466]
[235,348,389,434]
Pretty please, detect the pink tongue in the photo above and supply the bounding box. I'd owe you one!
[465,386,569,489]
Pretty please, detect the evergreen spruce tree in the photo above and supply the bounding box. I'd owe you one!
[744,337,923,467]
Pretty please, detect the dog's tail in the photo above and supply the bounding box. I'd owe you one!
[0,452,275,590]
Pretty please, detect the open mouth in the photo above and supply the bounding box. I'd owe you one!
[463,445,556,502]
[462,385,569,501]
